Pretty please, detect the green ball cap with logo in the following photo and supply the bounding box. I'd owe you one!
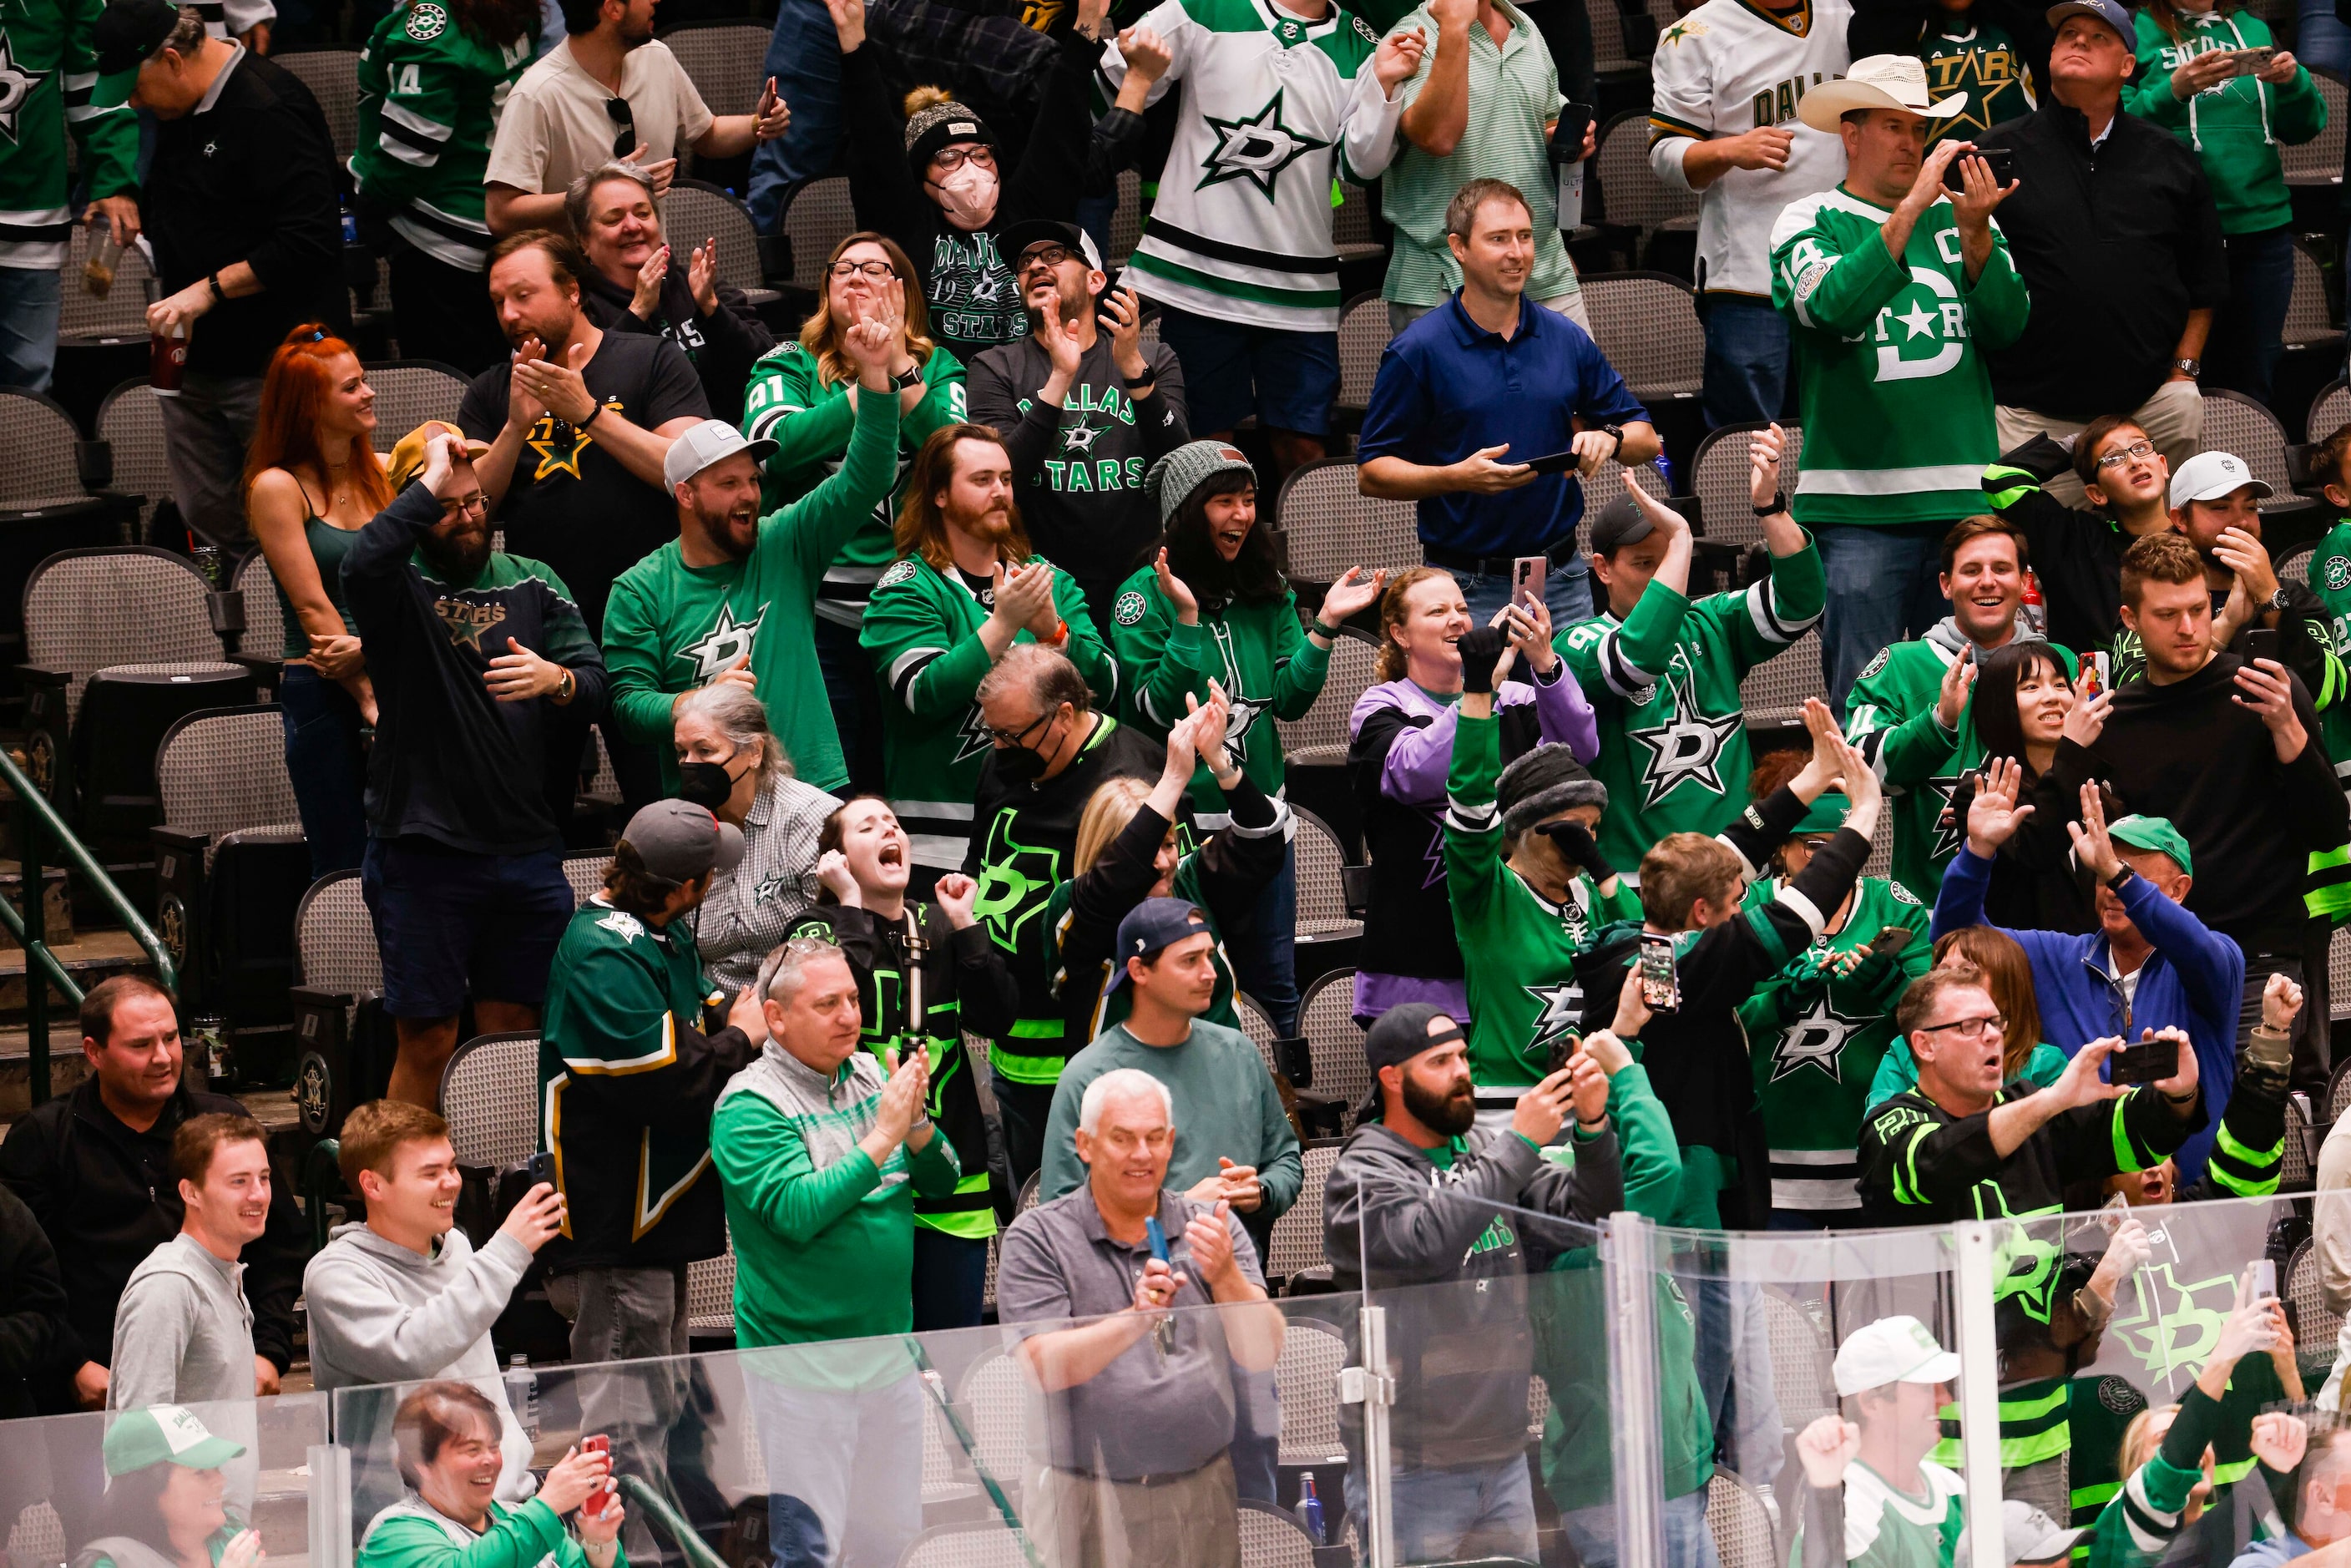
[1792,790,1848,837]
[2106,814,2192,878]
[104,1405,248,1478]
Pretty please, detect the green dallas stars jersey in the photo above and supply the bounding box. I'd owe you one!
[351,1,533,271]
[602,387,902,797]
[1737,874,1932,1212]
[857,553,1119,868]
[1844,628,2075,898]
[0,0,137,269]
[2066,1360,2288,1560]
[2307,518,2351,784]
[1443,708,1641,1094]
[1555,540,1825,875]
[1769,187,2030,528]
[1100,0,1408,331]
[1792,1459,1965,1568]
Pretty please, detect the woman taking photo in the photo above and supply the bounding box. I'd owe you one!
[1108,442,1383,1034]
[1344,565,1598,1027]
[75,1407,257,1568]
[786,797,1016,1329]
[244,323,393,878]
[1964,640,2111,933]
[356,1383,622,1568]
[741,231,967,793]
[673,685,838,994]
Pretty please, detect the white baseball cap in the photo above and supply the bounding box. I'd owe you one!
[663,418,778,490]
[1831,1314,1962,1396]
[1957,1500,2084,1568]
[1797,55,1969,133]
[2167,449,2272,508]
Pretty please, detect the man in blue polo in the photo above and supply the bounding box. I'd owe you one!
[1358,176,1659,628]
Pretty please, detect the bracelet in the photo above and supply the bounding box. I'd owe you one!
[1753,492,1786,517]
[206,271,225,305]
[2161,1087,2197,1105]
[556,668,575,702]
[1310,620,1338,639]
[576,402,604,431]
[2105,867,2134,893]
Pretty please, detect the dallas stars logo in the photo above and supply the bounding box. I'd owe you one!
[2109,1263,2242,1388]
[1768,990,1871,1083]
[972,811,1062,950]
[953,705,997,764]
[1627,651,1743,808]
[681,603,765,681]
[1224,694,1272,750]
[1060,420,1104,456]
[1197,89,1330,200]
[2328,554,2351,593]
[1522,980,1585,1060]
[597,908,645,943]
[0,33,42,144]
[526,403,620,481]
[1928,776,1965,860]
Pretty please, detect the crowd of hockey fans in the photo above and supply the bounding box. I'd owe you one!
[16,0,2351,1560]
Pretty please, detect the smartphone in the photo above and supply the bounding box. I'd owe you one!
[580,1434,613,1515]
[1553,101,1595,162]
[1546,1031,1580,1076]
[1513,555,1548,609]
[2245,627,2282,668]
[1941,144,2019,190]
[526,1150,555,1191]
[2108,1034,2181,1088]
[1866,925,1915,961]
[2079,650,2111,702]
[1144,1216,1170,1265]
[2215,45,2279,78]
[1637,933,1681,1014]
[2250,1257,2278,1302]
[1524,449,1582,476]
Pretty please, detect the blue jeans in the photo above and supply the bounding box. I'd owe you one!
[2208,225,2295,407]
[1816,522,1953,716]
[0,265,62,393]
[746,0,843,233]
[909,1227,987,1333]
[1345,1455,1538,1564]
[2302,0,2351,76]
[279,663,369,879]
[1562,1487,1722,1568]
[1696,293,1789,429]
[1456,554,1595,629]
[1228,841,1299,1036]
[749,1368,924,1568]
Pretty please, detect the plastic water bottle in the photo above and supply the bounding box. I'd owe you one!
[505,1353,539,1439]
[1297,1473,1324,1545]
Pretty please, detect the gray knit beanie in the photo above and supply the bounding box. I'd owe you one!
[1497,744,1609,837]
[1145,441,1257,527]
[904,94,996,175]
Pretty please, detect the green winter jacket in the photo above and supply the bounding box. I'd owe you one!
[1107,567,1331,812]
[352,3,533,271]
[356,1497,621,1568]
[2126,8,2326,235]
[0,0,137,271]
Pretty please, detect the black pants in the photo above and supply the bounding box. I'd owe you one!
[994,1073,1056,1195]
[387,240,508,376]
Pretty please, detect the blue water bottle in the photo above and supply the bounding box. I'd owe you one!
[1297,1473,1324,1545]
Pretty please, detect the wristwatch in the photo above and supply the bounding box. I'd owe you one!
[556,667,576,702]
[1753,491,1787,517]
[2175,357,2203,380]
[205,271,225,305]
[892,362,924,390]
[2268,587,2294,614]
[1599,423,1625,458]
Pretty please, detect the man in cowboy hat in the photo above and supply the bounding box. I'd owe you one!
[1767,54,2032,712]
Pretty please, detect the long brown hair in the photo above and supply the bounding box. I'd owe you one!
[800,231,938,392]
[1930,926,2044,1081]
[1374,565,1454,684]
[893,424,1031,571]
[2142,0,2237,41]
[242,324,393,513]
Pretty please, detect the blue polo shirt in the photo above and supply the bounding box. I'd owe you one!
[1357,293,1649,561]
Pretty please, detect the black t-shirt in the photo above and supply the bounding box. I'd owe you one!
[457,332,710,635]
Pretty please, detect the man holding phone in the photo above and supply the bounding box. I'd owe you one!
[1359,176,1659,631]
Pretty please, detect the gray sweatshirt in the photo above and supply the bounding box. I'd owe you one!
[108,1232,255,1410]
[303,1222,536,1498]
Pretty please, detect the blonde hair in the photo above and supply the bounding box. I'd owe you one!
[1075,776,1155,875]
[1375,566,1458,684]
[798,230,937,392]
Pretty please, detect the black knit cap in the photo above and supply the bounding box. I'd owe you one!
[1496,743,1610,838]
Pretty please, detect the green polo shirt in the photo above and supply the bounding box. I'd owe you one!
[1379,0,1579,309]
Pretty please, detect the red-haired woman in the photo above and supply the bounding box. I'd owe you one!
[244,323,393,878]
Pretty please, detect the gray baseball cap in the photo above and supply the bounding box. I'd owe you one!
[2046,0,2131,40]
[624,799,746,883]
[663,418,778,490]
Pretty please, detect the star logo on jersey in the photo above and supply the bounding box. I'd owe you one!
[1767,992,1872,1083]
[1061,420,1104,456]
[680,602,766,682]
[1224,694,1272,750]
[1928,775,1965,861]
[972,811,1064,951]
[525,404,618,481]
[0,33,42,143]
[1197,89,1331,201]
[2329,554,2351,593]
[1658,16,1707,42]
[1626,651,1743,809]
[2109,1263,2242,1388]
[596,908,645,943]
[1522,980,1585,1061]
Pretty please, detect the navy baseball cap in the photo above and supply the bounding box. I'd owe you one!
[2046,0,2131,40]
[1103,898,1211,993]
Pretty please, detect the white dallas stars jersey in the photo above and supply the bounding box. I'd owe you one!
[1647,0,1851,297]
[1100,0,1405,331]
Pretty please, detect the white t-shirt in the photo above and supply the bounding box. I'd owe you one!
[483,37,715,197]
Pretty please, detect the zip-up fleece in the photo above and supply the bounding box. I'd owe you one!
[358,1492,623,1568]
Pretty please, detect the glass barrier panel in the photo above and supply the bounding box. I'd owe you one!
[0,1393,331,1568]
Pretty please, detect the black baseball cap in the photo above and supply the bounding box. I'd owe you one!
[999,219,1105,274]
[1587,493,1655,557]
[1102,898,1211,994]
[94,0,181,74]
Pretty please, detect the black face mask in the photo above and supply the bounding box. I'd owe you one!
[992,744,1049,786]
[675,760,736,811]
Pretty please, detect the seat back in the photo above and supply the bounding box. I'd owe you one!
[24,547,220,719]
[2285,1092,2316,1191]
[564,852,609,907]
[1706,1472,1781,1568]
[1690,421,1803,549]
[896,1525,1035,1568]
[663,181,766,299]
[1298,969,1368,1124]
[439,1032,543,1169]
[687,1244,735,1338]
[1108,168,1144,268]
[1335,292,1392,413]
[276,49,362,159]
[1293,807,1361,940]
[658,23,771,115]
[2288,241,2341,352]
[2284,68,2349,184]
[2312,381,2351,446]
[783,177,859,291]
[1581,272,1704,400]
[1272,1318,1348,1464]
[0,389,90,508]
[231,549,286,662]
[1738,629,1826,730]
[61,225,156,341]
[1236,990,1280,1075]
[97,382,174,533]
[958,1349,1032,1504]
[1274,633,1378,767]
[1274,460,1418,584]
[1595,111,1697,234]
[1265,1141,1342,1279]
[1237,1500,1317,1568]
[2288,1237,2344,1358]
[1761,1288,1833,1427]
[156,706,299,838]
[296,869,384,999]
[2200,388,2299,512]
[366,362,472,437]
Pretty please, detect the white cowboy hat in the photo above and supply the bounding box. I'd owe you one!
[1797,54,1970,132]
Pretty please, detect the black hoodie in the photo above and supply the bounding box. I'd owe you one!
[579,258,776,426]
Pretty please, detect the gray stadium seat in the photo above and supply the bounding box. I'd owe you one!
[1739,628,1826,730]
[231,548,285,664]
[2287,242,2342,356]
[564,851,609,906]
[366,361,473,438]
[1266,1140,1342,1281]
[1333,183,1383,266]
[2285,1092,2314,1191]
[276,49,361,161]
[1109,168,1143,269]
[663,180,778,307]
[2288,1237,2344,1368]
[1690,421,1804,550]
[897,1524,1034,1568]
[1238,1500,1319,1568]
[1581,271,1704,404]
[659,23,771,117]
[60,223,156,342]
[1707,1472,1780,1568]
[438,1031,542,1169]
[24,547,222,721]
[1236,991,1281,1075]
[1293,807,1361,941]
[2312,381,2351,447]
[155,706,299,854]
[784,176,859,292]
[2334,924,2351,1022]
[687,1244,735,1338]
[958,1348,1032,1505]
[1274,633,1378,768]
[2284,68,2348,187]
[2331,1052,2351,1125]
[98,382,172,533]
[1273,1318,1347,1464]
[0,388,94,508]
[296,869,383,1001]
[1297,969,1369,1127]
[1273,459,1418,584]
[1594,110,1698,240]
[2281,542,2315,590]
[1761,1287,1833,1428]
[2198,388,2300,513]
[1334,291,1391,422]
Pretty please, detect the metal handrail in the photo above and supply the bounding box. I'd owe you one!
[0,742,176,1103]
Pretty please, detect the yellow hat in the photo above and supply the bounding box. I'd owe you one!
[387,421,492,493]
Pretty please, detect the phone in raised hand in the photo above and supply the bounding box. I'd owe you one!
[1513,555,1547,609]
[1637,933,1681,1013]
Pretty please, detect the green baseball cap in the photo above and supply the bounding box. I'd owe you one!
[1792,791,1848,837]
[103,1406,247,1477]
[2106,815,2192,877]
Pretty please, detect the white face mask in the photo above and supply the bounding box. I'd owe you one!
[928,161,1000,229]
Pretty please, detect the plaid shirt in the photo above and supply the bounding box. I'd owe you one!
[867,0,1059,137]
[686,775,840,992]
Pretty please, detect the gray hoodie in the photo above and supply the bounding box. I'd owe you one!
[303,1222,535,1498]
[108,1232,254,1410]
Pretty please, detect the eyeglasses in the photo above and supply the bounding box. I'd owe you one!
[605,96,636,159]
[1917,1014,2007,1039]
[827,260,897,280]
[2095,440,2156,472]
[441,493,488,518]
[986,710,1054,748]
[1019,245,1077,272]
[929,144,996,174]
